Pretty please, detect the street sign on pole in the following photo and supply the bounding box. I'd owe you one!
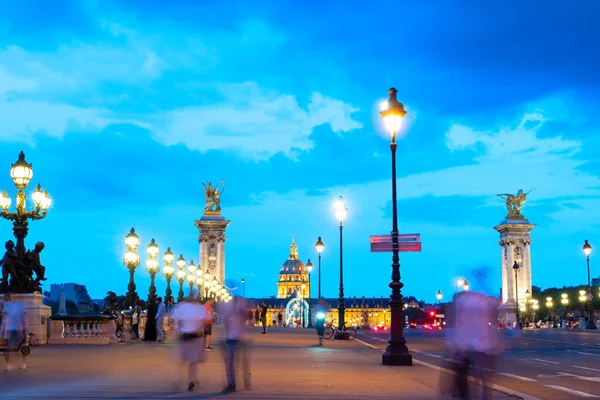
[369,234,422,253]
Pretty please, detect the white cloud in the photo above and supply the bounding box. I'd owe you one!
[155,82,362,160]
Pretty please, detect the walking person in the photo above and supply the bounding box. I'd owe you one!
[222,296,251,393]
[170,297,209,392]
[314,298,328,346]
[143,299,158,342]
[277,312,283,327]
[203,298,214,351]
[1,293,27,371]
[253,308,259,327]
[131,299,141,340]
[260,301,268,334]
[156,297,166,342]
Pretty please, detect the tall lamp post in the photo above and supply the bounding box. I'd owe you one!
[436,290,442,305]
[204,271,213,298]
[162,247,175,306]
[187,260,197,299]
[333,196,347,339]
[583,240,597,329]
[315,237,324,299]
[124,228,140,308]
[146,239,160,303]
[176,255,186,303]
[379,88,412,365]
[241,278,246,298]
[307,259,314,328]
[0,151,51,261]
[513,261,521,329]
[301,283,307,328]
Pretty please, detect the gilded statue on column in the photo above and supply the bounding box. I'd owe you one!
[497,189,534,218]
[202,179,226,214]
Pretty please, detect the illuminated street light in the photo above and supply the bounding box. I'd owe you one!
[187,260,196,299]
[176,255,186,302]
[463,280,469,291]
[162,247,175,306]
[315,236,324,299]
[561,293,569,306]
[379,87,411,366]
[333,196,347,340]
[124,228,140,308]
[307,259,314,328]
[436,290,442,304]
[582,240,596,329]
[145,239,160,302]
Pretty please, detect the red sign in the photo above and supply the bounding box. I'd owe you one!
[370,242,422,253]
[370,234,420,243]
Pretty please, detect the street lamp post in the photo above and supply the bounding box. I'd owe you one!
[307,259,313,328]
[315,237,324,299]
[241,278,246,298]
[546,297,555,328]
[301,283,307,328]
[195,268,204,300]
[513,261,521,329]
[146,239,160,303]
[204,271,212,298]
[380,88,412,365]
[334,196,347,339]
[176,255,186,303]
[162,247,175,306]
[124,228,140,308]
[436,290,442,305]
[187,260,197,299]
[0,151,51,262]
[583,240,597,329]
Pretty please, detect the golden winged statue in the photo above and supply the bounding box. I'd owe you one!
[497,189,534,218]
[202,179,226,213]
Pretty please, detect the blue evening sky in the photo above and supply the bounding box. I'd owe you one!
[0,1,599,302]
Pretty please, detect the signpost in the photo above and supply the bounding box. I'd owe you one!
[370,234,422,253]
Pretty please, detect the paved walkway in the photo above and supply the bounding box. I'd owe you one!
[0,327,518,399]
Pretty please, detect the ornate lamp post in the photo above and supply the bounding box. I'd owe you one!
[145,239,160,303]
[307,259,314,328]
[513,261,521,329]
[195,267,204,300]
[0,152,51,261]
[124,228,140,308]
[379,88,411,364]
[301,283,307,328]
[176,255,186,302]
[162,248,175,306]
[436,290,442,305]
[315,237,324,299]
[583,240,596,329]
[241,278,246,298]
[204,271,213,298]
[546,296,555,328]
[187,260,197,299]
[333,196,347,339]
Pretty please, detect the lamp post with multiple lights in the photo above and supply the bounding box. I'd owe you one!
[124,228,141,308]
[307,259,313,328]
[162,248,175,306]
[379,87,412,365]
[334,196,347,339]
[145,239,160,303]
[583,240,597,329]
[0,151,52,262]
[187,260,196,299]
[176,255,186,302]
[513,260,521,328]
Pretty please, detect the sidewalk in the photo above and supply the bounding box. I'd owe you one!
[0,327,516,399]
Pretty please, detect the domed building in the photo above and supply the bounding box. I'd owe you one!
[278,235,309,299]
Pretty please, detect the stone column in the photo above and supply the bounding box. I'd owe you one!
[195,213,230,288]
[494,217,535,325]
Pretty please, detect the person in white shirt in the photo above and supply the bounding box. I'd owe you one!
[155,297,166,342]
[1,293,27,371]
[170,298,209,392]
[221,296,251,393]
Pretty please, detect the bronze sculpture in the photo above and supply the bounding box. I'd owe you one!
[0,239,48,293]
[497,189,534,218]
[202,179,226,213]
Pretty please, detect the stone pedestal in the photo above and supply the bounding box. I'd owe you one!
[494,217,536,319]
[1,293,51,345]
[195,212,230,286]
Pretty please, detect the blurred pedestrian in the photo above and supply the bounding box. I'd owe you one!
[253,308,259,326]
[143,299,158,342]
[132,299,142,340]
[260,301,268,334]
[203,298,214,351]
[314,298,328,345]
[277,312,283,327]
[170,297,209,392]
[156,297,166,342]
[2,293,27,371]
[222,296,251,393]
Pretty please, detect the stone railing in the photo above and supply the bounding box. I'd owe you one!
[48,315,118,345]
